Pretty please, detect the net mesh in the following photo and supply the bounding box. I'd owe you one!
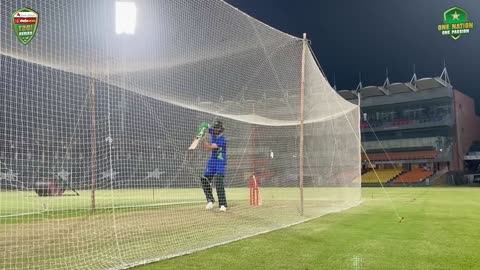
[0,1,361,269]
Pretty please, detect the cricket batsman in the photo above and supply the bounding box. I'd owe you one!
[199,120,228,212]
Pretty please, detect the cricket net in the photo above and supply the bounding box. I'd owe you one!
[0,0,361,269]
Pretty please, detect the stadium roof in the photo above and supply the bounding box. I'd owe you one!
[359,86,387,97]
[386,82,414,94]
[337,90,357,100]
[415,77,448,90]
[340,67,451,100]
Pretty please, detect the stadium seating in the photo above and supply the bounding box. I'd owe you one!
[362,151,438,162]
[392,120,409,126]
[394,168,433,183]
[362,168,403,184]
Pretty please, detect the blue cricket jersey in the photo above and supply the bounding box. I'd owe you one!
[204,129,227,176]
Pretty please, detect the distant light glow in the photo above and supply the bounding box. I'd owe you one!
[115,2,136,35]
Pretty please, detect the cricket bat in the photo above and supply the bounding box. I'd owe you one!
[188,124,209,150]
[188,136,202,150]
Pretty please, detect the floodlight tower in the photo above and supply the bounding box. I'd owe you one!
[115,2,137,35]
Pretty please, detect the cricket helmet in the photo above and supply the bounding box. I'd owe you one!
[213,120,224,131]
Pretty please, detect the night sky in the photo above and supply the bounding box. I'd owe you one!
[227,0,480,110]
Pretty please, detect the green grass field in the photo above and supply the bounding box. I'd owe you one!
[0,187,358,269]
[2,187,479,269]
[133,187,480,270]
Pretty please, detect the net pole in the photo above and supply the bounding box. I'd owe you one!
[250,104,258,206]
[252,104,257,176]
[253,121,258,206]
[299,33,307,216]
[89,74,97,211]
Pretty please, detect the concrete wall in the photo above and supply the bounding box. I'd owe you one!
[452,90,480,171]
[363,137,439,151]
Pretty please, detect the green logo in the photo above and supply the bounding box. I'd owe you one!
[12,7,39,45]
[437,7,474,40]
[216,147,223,160]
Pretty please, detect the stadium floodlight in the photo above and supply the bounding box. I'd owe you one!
[115,1,136,34]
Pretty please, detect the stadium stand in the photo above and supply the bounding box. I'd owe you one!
[362,168,403,184]
[394,168,433,184]
[341,67,480,185]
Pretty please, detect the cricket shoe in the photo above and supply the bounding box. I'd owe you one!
[219,205,227,212]
[205,202,214,210]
